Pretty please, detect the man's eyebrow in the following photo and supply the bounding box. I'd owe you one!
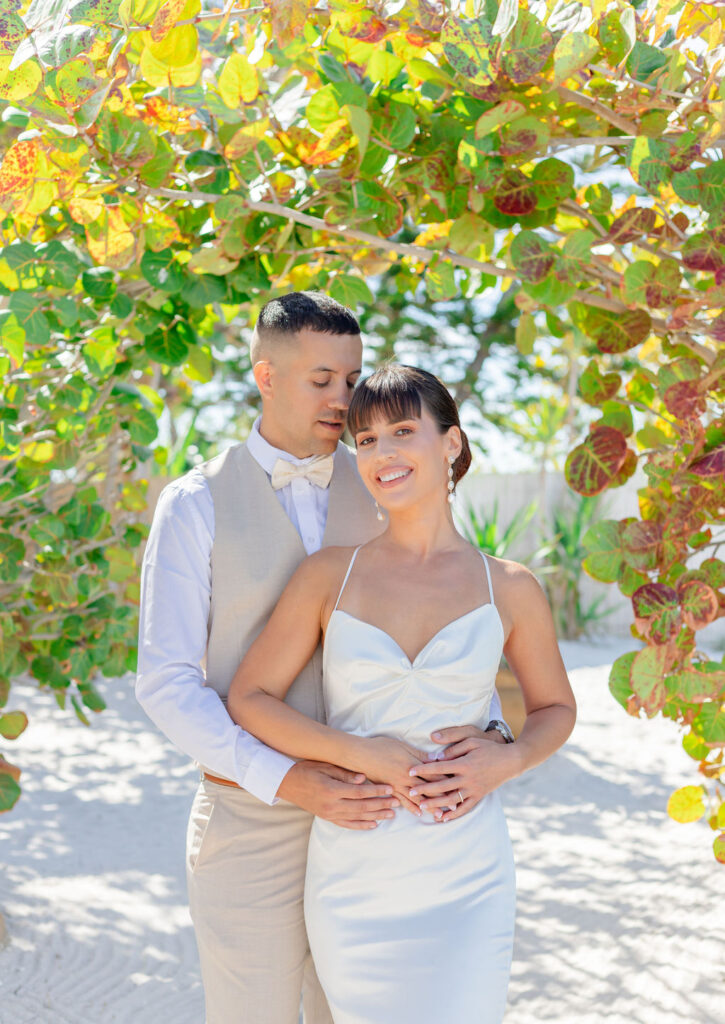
[311,366,362,374]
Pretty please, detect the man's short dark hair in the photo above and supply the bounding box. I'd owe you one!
[250,291,360,362]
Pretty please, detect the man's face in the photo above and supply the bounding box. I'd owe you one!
[256,329,363,457]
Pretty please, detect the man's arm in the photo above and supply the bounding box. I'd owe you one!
[136,475,295,804]
[136,475,398,828]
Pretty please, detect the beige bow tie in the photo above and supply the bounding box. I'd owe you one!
[270,455,334,491]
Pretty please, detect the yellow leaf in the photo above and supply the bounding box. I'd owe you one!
[143,206,181,251]
[187,247,238,275]
[85,206,135,268]
[148,24,198,66]
[0,137,38,216]
[0,56,41,101]
[151,0,188,41]
[69,194,105,225]
[218,52,259,107]
[119,0,164,26]
[140,42,201,87]
[414,220,453,248]
[667,785,706,824]
[22,440,55,463]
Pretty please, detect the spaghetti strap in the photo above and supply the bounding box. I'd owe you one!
[479,551,495,607]
[333,546,362,613]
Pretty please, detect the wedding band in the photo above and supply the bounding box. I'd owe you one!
[457,790,463,806]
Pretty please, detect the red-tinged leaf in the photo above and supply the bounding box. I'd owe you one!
[610,448,637,487]
[621,519,663,572]
[350,13,389,43]
[493,169,537,216]
[677,578,719,631]
[682,232,725,272]
[564,425,628,496]
[607,207,657,245]
[151,0,190,42]
[707,313,725,341]
[668,668,725,704]
[500,9,555,84]
[663,379,706,421]
[0,755,20,782]
[578,359,621,406]
[632,583,680,644]
[510,230,554,282]
[690,447,725,477]
[582,307,652,354]
[441,16,495,87]
[627,136,671,193]
[630,644,667,716]
[667,785,705,823]
[271,0,314,49]
[499,116,548,157]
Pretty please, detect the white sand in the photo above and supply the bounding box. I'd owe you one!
[1,638,723,1024]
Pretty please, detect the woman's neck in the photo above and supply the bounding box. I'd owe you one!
[382,501,463,559]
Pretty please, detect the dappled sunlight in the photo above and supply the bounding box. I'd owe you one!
[1,645,722,1023]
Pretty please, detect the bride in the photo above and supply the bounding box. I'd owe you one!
[228,364,576,1023]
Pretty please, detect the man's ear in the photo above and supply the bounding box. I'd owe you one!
[253,360,274,399]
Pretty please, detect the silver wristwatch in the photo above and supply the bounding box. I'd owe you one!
[485,719,515,744]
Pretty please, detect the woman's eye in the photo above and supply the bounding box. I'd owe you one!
[358,436,374,446]
[396,427,412,436]
[312,380,329,388]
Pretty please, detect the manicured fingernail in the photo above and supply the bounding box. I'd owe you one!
[432,732,442,740]
[409,789,418,797]
[435,811,442,820]
[385,786,393,795]
[409,768,417,776]
[419,802,427,810]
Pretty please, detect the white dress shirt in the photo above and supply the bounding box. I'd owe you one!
[136,417,504,805]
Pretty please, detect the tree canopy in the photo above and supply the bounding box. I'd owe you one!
[0,0,723,857]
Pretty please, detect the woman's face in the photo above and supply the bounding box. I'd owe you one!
[354,403,461,514]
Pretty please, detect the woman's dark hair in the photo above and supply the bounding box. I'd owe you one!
[347,364,472,486]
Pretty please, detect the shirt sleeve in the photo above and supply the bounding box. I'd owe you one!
[135,475,295,805]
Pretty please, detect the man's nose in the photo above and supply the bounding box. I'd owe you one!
[328,383,351,410]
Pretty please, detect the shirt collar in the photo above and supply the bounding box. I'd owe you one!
[247,416,338,476]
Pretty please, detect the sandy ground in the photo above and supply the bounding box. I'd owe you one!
[0,638,723,1024]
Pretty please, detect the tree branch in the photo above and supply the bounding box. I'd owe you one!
[555,85,640,135]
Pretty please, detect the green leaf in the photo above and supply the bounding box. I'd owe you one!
[425,260,457,302]
[694,701,725,745]
[582,520,623,582]
[627,137,672,193]
[564,426,628,496]
[8,292,49,344]
[141,249,185,292]
[144,326,190,365]
[626,41,667,82]
[184,273,227,308]
[341,104,371,160]
[0,772,21,812]
[609,650,636,710]
[500,9,555,84]
[515,312,536,355]
[553,31,599,86]
[82,266,116,300]
[556,229,596,284]
[384,102,416,149]
[597,8,635,65]
[329,274,374,308]
[125,406,158,444]
[474,99,526,138]
[0,710,27,739]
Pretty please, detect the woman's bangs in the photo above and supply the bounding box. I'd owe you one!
[348,376,422,437]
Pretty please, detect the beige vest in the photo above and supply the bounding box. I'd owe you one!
[200,441,383,732]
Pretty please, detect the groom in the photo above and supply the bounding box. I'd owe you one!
[136,291,509,1024]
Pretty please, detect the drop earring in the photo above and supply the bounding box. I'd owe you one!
[375,501,385,522]
[447,456,455,503]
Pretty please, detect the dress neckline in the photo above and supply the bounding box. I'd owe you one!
[329,602,503,668]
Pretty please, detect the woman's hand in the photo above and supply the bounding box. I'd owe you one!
[408,736,522,823]
[355,736,428,816]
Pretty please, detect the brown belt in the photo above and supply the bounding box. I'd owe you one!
[202,772,241,789]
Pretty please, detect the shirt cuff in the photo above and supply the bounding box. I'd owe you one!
[242,746,296,805]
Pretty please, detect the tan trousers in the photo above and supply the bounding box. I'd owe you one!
[186,778,334,1024]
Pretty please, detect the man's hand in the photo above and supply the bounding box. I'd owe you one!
[429,724,506,753]
[408,727,519,823]
[276,760,400,830]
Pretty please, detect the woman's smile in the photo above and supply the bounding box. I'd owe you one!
[376,466,413,487]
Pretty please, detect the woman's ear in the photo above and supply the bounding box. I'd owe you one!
[446,425,462,462]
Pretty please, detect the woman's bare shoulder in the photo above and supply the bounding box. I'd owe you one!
[485,554,546,599]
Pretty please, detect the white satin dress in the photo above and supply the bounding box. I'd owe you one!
[304,548,516,1024]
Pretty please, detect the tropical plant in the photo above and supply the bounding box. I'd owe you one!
[457,495,547,561]
[0,0,723,859]
[544,493,616,639]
